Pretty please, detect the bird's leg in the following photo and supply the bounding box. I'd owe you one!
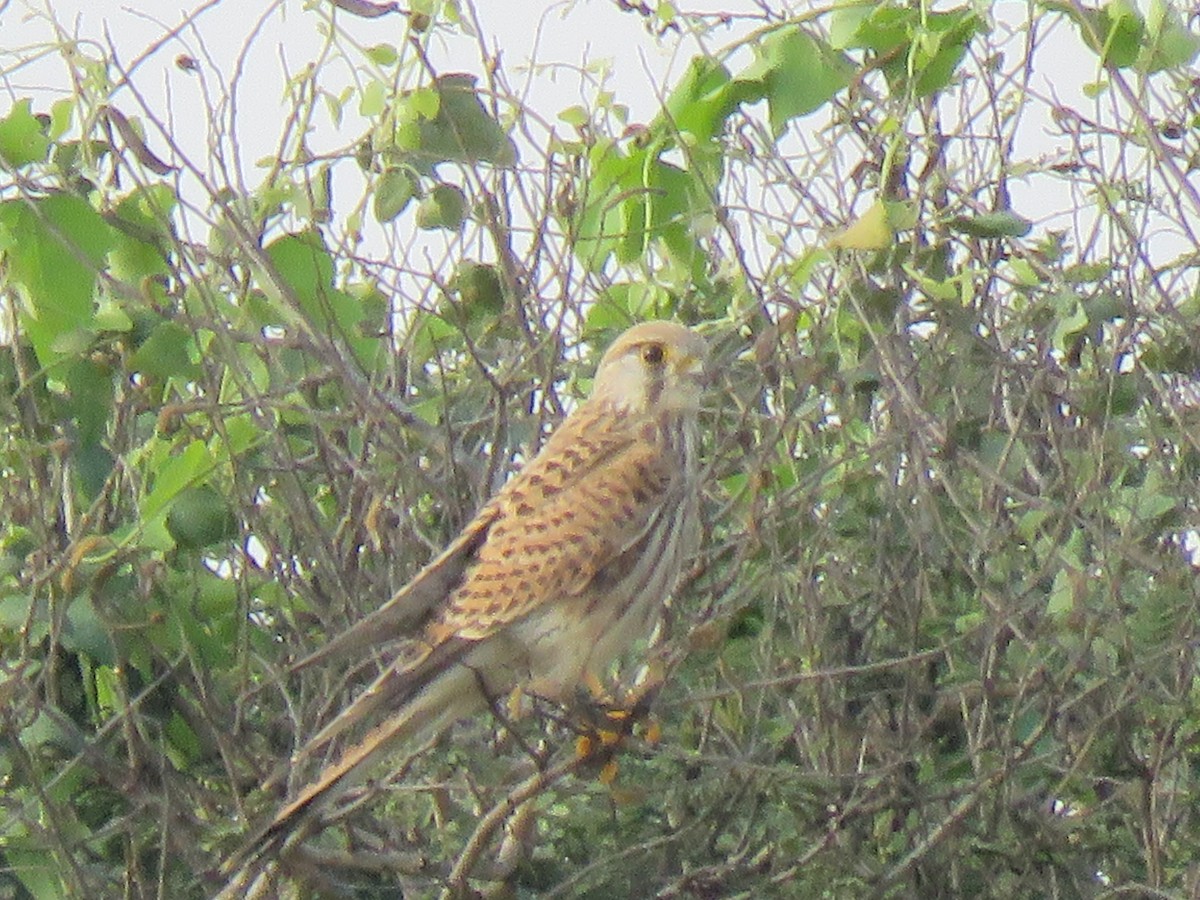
[571,663,666,782]
[582,670,612,704]
[578,659,665,720]
[462,662,554,765]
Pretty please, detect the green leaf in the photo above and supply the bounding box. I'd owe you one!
[48,98,73,140]
[166,484,238,549]
[264,229,335,320]
[7,842,69,899]
[127,321,199,380]
[408,312,463,367]
[407,86,440,119]
[164,711,202,768]
[1099,374,1139,416]
[449,261,504,321]
[373,168,416,222]
[71,436,115,502]
[660,57,747,145]
[359,80,387,117]
[1046,0,1146,69]
[1064,261,1114,284]
[829,4,979,97]
[1050,292,1089,352]
[111,184,177,246]
[742,27,852,135]
[1100,0,1145,68]
[572,139,646,271]
[93,302,134,333]
[586,282,675,336]
[215,414,265,459]
[1046,568,1075,618]
[572,107,717,277]
[829,199,895,250]
[402,73,517,171]
[0,594,40,643]
[643,157,712,276]
[109,231,169,282]
[830,2,910,52]
[0,194,115,366]
[1126,586,1174,645]
[141,440,215,524]
[1140,0,1200,72]
[64,354,114,440]
[1140,334,1200,373]
[415,182,468,230]
[0,99,50,167]
[948,211,1033,238]
[912,10,982,96]
[365,43,399,66]
[558,105,589,128]
[63,596,114,665]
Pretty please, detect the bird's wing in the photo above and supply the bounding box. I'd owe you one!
[289,498,499,673]
[287,407,665,751]
[429,410,679,643]
[299,635,462,749]
[290,404,668,671]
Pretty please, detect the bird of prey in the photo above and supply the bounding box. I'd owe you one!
[221,320,707,892]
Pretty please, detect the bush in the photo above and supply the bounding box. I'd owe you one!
[2,1,1199,896]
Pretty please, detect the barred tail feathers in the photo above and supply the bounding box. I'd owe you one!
[219,647,489,895]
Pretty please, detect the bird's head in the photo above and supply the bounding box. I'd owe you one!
[591,321,709,416]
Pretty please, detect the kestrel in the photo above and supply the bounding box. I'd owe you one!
[223,320,707,888]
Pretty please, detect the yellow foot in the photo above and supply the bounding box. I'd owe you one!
[506,684,529,721]
[582,670,612,704]
[575,729,625,785]
[571,675,665,785]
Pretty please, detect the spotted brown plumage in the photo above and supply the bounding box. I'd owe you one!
[219,321,707,894]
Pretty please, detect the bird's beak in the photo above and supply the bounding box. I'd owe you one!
[674,352,709,387]
[669,353,709,412]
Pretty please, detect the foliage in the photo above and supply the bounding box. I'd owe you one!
[2,0,1200,897]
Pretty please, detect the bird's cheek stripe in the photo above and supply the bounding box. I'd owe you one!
[646,375,665,406]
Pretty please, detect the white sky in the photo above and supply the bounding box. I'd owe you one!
[2,1,772,290]
[1,0,749,166]
[1,1,1098,172]
[1,1,1189,296]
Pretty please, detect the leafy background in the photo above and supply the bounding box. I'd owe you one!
[2,0,1200,896]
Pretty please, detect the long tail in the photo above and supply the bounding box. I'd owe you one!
[217,640,489,895]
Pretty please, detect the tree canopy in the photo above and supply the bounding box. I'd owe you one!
[2,0,1200,896]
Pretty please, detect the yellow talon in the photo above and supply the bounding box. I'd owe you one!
[603,707,631,724]
[506,685,526,720]
[576,734,594,758]
[583,671,610,702]
[642,718,662,745]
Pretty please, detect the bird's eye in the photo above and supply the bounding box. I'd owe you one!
[641,343,666,366]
